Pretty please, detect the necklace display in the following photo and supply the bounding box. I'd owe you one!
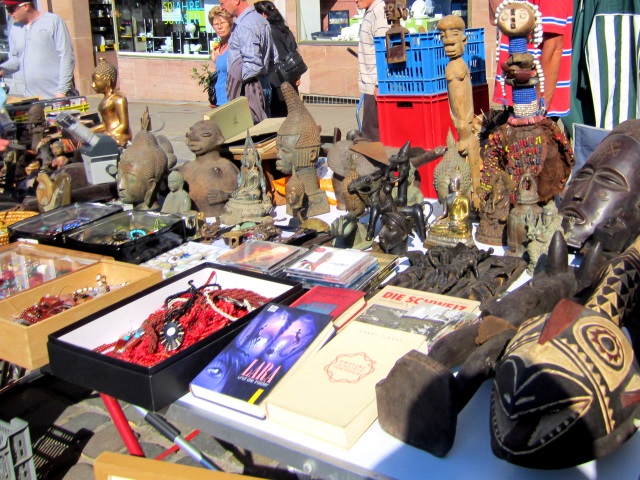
[14,274,124,325]
[94,272,272,367]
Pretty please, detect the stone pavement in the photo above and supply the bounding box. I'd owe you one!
[0,96,359,480]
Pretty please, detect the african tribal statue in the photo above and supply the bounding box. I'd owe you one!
[481,1,573,204]
[181,119,239,219]
[161,170,192,215]
[26,104,46,152]
[91,58,132,147]
[117,131,167,210]
[276,82,329,219]
[220,131,272,225]
[437,15,481,206]
[384,0,409,63]
[475,171,511,245]
[491,235,640,469]
[559,119,640,251]
[376,231,623,464]
[524,200,563,275]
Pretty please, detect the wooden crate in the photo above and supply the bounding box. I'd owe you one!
[0,260,162,370]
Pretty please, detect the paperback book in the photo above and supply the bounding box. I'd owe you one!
[290,285,367,330]
[265,321,425,448]
[189,303,333,418]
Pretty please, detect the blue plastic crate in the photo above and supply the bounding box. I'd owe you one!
[375,28,486,95]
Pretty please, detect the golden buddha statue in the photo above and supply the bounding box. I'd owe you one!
[425,169,474,247]
[91,58,132,147]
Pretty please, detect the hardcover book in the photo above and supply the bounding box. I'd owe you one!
[265,321,425,448]
[355,285,481,348]
[189,303,333,418]
[290,285,366,330]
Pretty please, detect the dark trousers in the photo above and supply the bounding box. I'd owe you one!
[361,93,380,142]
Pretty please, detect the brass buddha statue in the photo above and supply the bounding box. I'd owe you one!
[91,58,132,147]
[220,132,272,225]
[275,82,330,219]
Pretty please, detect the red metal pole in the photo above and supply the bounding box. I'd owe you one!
[100,393,145,456]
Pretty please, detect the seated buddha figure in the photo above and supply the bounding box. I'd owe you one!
[91,58,132,147]
[425,171,474,247]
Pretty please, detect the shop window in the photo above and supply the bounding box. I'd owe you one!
[296,0,466,43]
[115,0,218,55]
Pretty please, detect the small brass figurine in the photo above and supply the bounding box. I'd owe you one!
[220,131,272,226]
[424,175,473,248]
[475,171,512,246]
[161,170,192,215]
[117,131,168,210]
[180,119,239,219]
[91,58,132,147]
[276,82,330,219]
[507,171,541,256]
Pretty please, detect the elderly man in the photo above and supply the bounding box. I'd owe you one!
[0,0,76,99]
[220,0,276,123]
[357,0,390,141]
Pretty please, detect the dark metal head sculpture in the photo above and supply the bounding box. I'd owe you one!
[560,119,640,250]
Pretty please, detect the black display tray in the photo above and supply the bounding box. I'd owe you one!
[47,263,302,411]
[63,210,186,264]
[8,202,123,245]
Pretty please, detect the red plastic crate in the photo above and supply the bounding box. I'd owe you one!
[377,84,489,198]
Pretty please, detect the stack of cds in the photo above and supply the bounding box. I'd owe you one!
[284,246,378,288]
[216,240,307,275]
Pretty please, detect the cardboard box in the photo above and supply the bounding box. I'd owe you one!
[0,242,108,301]
[0,260,162,370]
[47,264,302,411]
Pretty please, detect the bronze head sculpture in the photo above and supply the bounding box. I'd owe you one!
[559,119,640,250]
[276,82,329,219]
[117,131,167,209]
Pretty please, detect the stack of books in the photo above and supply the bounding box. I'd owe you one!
[283,246,378,288]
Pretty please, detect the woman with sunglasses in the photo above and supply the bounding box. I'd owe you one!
[207,6,234,107]
[0,1,76,99]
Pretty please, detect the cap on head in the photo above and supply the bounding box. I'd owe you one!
[2,1,24,6]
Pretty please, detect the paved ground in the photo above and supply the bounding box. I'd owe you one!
[0,96,359,480]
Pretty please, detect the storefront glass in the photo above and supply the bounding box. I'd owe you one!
[111,0,218,55]
[295,0,467,43]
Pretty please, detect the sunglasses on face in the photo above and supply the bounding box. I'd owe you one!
[6,2,29,14]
